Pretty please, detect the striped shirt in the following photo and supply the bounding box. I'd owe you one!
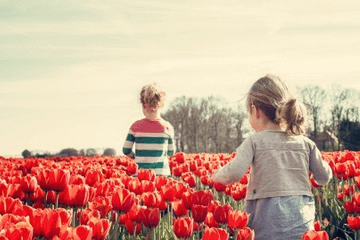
[122,118,176,176]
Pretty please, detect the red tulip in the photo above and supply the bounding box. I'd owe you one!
[231,186,247,201]
[118,213,128,226]
[154,175,170,191]
[0,197,23,215]
[140,180,155,193]
[29,186,44,203]
[42,209,62,239]
[172,200,188,217]
[89,196,112,218]
[80,208,101,225]
[174,182,188,199]
[126,161,138,175]
[7,183,25,200]
[142,192,157,208]
[112,187,136,213]
[182,190,194,209]
[202,227,229,240]
[20,175,38,194]
[214,182,227,192]
[160,183,177,202]
[47,190,56,204]
[0,179,8,197]
[301,230,329,240]
[139,207,160,228]
[48,169,70,192]
[348,215,360,230]
[183,174,196,188]
[208,200,221,213]
[60,225,93,240]
[94,182,112,197]
[85,169,102,187]
[87,218,111,240]
[69,174,85,185]
[59,184,89,208]
[200,175,211,186]
[205,212,219,228]
[172,166,183,177]
[127,205,143,223]
[155,192,167,211]
[137,169,156,182]
[173,217,194,239]
[173,152,186,164]
[236,227,255,240]
[128,178,142,195]
[36,168,51,191]
[125,220,142,235]
[192,190,213,206]
[344,200,354,214]
[228,210,249,230]
[191,204,208,223]
[26,207,42,237]
[314,220,321,231]
[213,204,232,224]
[0,218,33,240]
[239,174,249,184]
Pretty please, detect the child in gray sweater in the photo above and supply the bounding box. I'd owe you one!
[211,74,332,240]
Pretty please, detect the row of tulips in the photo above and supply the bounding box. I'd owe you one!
[0,151,358,239]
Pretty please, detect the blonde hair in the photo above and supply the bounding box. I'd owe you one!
[246,74,308,135]
[140,83,166,110]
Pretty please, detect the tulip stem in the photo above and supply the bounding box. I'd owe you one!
[44,190,48,208]
[168,204,171,228]
[55,191,59,209]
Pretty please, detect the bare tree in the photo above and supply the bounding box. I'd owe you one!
[163,95,247,153]
[300,85,326,140]
[329,87,349,150]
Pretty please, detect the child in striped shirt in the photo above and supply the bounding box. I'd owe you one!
[123,83,176,176]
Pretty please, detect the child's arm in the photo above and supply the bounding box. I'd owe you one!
[123,129,135,158]
[309,143,333,185]
[211,137,254,185]
[167,126,176,156]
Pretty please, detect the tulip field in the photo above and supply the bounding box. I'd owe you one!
[0,151,359,240]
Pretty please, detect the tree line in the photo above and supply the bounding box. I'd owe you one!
[162,85,360,153]
[21,148,116,158]
[20,84,360,158]
[299,85,360,151]
[162,96,247,153]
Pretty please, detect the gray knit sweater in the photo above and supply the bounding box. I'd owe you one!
[212,130,333,200]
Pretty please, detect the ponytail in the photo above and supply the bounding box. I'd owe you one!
[276,98,308,135]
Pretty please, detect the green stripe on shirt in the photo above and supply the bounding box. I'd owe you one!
[135,137,168,144]
[126,133,135,142]
[123,147,132,155]
[137,162,164,169]
[135,150,164,157]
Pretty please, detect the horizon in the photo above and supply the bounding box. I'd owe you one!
[1,0,360,157]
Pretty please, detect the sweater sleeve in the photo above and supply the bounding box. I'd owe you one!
[309,142,333,185]
[211,137,254,185]
[122,128,135,158]
[165,123,176,156]
[167,134,176,156]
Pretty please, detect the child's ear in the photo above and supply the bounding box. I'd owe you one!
[254,106,261,118]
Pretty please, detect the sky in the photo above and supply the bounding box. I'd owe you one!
[1,0,360,157]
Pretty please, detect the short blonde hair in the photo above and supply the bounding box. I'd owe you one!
[246,74,308,135]
[140,83,166,110]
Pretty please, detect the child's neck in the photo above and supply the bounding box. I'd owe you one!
[145,111,161,121]
[260,121,282,132]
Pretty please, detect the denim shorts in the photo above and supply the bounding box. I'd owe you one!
[244,195,315,240]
